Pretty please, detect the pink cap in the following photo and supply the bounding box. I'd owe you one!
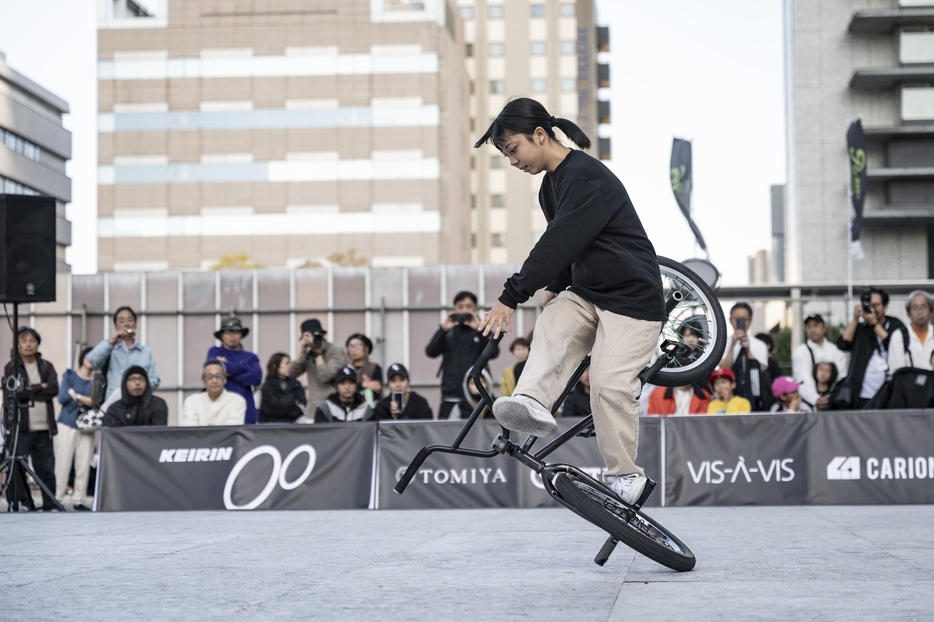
[772,376,803,399]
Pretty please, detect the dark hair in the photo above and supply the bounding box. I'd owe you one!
[867,287,889,307]
[202,359,226,376]
[113,306,137,325]
[509,338,529,353]
[474,97,591,151]
[78,346,94,369]
[17,326,41,346]
[730,302,753,319]
[813,361,838,390]
[266,352,289,379]
[755,332,773,353]
[345,333,374,355]
[453,290,477,306]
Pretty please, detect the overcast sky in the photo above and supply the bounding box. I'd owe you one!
[0,0,785,283]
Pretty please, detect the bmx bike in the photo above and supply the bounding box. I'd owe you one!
[393,257,726,572]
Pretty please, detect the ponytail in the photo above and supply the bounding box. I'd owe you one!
[474,97,591,151]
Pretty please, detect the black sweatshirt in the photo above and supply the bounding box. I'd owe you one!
[498,149,665,322]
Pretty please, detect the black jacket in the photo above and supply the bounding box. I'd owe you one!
[258,376,306,423]
[3,354,59,435]
[561,385,591,418]
[314,392,373,423]
[104,365,168,427]
[425,324,498,399]
[498,149,665,322]
[836,316,907,408]
[373,391,433,421]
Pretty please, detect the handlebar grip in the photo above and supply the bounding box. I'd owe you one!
[393,447,431,494]
[469,333,504,379]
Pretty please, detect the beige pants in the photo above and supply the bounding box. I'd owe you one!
[514,291,661,477]
[54,423,94,505]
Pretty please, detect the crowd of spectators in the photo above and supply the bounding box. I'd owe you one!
[4,286,934,510]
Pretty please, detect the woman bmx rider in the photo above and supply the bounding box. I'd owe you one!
[476,98,665,505]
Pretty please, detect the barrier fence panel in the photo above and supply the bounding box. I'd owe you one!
[97,423,375,511]
[807,410,934,505]
[664,413,811,506]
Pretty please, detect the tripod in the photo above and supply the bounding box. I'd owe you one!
[0,302,64,512]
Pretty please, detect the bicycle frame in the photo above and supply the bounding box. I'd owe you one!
[393,333,687,509]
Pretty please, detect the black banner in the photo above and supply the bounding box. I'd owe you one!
[846,118,867,244]
[670,138,707,251]
[664,414,810,506]
[98,423,375,511]
[518,417,662,509]
[808,410,934,505]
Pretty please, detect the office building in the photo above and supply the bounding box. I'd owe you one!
[458,0,610,264]
[97,0,470,271]
[784,0,934,283]
[0,50,72,271]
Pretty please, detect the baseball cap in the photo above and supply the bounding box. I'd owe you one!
[386,363,409,380]
[804,313,825,325]
[333,365,357,385]
[708,367,735,384]
[772,376,803,399]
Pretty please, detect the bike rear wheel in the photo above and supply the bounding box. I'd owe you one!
[553,472,695,572]
[650,256,726,388]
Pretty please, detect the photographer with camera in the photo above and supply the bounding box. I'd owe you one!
[425,291,499,419]
[836,286,907,408]
[3,327,59,511]
[718,302,772,411]
[87,306,160,401]
[372,363,433,421]
[288,318,348,418]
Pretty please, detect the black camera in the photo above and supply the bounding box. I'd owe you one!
[312,331,323,346]
[860,288,873,314]
[451,313,472,324]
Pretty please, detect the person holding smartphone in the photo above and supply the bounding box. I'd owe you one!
[87,306,160,401]
[718,302,772,411]
[372,364,433,421]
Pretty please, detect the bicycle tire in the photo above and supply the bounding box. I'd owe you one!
[553,472,696,572]
[650,257,727,387]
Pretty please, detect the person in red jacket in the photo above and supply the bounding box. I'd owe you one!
[646,384,711,416]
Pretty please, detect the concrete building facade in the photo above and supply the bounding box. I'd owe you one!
[784,0,934,285]
[458,0,609,264]
[0,51,73,272]
[97,0,470,272]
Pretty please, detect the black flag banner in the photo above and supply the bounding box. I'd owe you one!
[846,119,867,260]
[670,138,707,250]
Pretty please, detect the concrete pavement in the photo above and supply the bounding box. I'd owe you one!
[1,506,932,621]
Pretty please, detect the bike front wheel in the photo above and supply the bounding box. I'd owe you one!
[553,472,696,572]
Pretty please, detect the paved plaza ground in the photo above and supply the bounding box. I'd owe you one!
[2,505,932,621]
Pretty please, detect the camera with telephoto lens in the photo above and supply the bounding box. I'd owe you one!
[860,287,873,314]
[312,331,323,346]
[451,313,472,325]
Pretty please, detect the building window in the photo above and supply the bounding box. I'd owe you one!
[490,80,505,94]
[489,42,504,57]
[530,4,545,17]
[491,194,505,207]
[530,42,546,55]
[459,6,473,20]
[561,40,575,55]
[471,194,476,208]
[561,78,576,91]
[491,233,506,247]
[470,81,475,94]
[466,43,473,57]
[490,155,504,169]
[531,79,546,93]
[488,5,503,19]
[471,233,477,248]
[560,3,575,17]
[1,127,42,162]
[470,118,476,131]
[0,175,40,196]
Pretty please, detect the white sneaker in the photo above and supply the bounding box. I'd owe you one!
[491,394,557,438]
[607,474,647,506]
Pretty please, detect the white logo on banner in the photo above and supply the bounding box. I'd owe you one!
[159,447,233,462]
[826,456,861,480]
[686,456,795,484]
[394,466,507,485]
[224,445,316,510]
[529,467,606,490]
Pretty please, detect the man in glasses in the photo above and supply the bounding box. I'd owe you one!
[180,360,247,426]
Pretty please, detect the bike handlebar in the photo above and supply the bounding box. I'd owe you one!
[469,333,504,380]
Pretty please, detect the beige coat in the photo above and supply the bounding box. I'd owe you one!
[288,341,349,415]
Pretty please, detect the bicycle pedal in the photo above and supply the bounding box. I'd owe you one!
[491,434,511,454]
[632,477,656,511]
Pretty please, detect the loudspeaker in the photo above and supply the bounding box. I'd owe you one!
[0,194,57,303]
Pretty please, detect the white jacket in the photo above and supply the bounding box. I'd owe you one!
[792,339,849,406]
[181,390,246,427]
[887,324,934,372]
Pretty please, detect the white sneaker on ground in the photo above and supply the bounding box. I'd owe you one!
[491,394,557,438]
[607,474,647,506]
